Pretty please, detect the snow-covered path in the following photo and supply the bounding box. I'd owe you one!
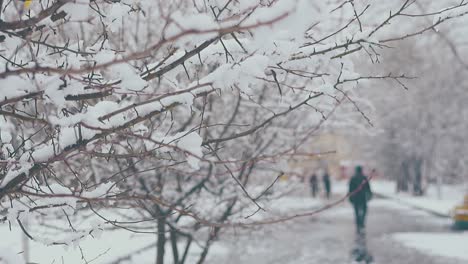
[1,188,465,263]
[208,197,464,264]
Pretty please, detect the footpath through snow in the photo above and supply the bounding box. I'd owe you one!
[370,180,465,217]
[251,179,468,263]
[393,232,468,262]
[1,179,467,263]
[368,179,468,262]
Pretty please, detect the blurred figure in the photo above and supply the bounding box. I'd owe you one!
[323,171,331,199]
[348,166,373,233]
[309,173,319,198]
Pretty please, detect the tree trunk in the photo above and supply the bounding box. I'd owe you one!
[437,171,443,199]
[170,227,179,264]
[180,236,193,264]
[412,159,424,196]
[398,161,410,192]
[156,211,166,264]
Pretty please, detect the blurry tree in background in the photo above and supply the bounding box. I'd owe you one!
[355,1,468,196]
[0,0,467,263]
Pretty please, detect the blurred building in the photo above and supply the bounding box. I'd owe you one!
[291,132,373,180]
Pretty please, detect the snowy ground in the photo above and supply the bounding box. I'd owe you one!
[371,180,466,216]
[207,195,465,264]
[1,181,467,263]
[393,232,468,261]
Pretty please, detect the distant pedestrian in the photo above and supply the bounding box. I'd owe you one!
[323,171,331,199]
[348,166,372,232]
[309,173,318,198]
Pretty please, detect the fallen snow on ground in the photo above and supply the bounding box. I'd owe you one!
[320,197,451,226]
[239,194,324,221]
[0,224,152,264]
[0,193,323,263]
[370,199,444,218]
[0,223,229,264]
[2,180,462,263]
[371,180,465,216]
[393,232,468,261]
[267,195,321,213]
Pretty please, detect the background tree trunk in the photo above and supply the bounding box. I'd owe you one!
[398,161,410,192]
[413,158,424,196]
[156,207,166,264]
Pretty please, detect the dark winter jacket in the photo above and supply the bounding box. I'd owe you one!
[348,173,372,205]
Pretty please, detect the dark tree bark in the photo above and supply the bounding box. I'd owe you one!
[170,227,179,264]
[412,158,424,196]
[397,160,410,192]
[156,207,166,264]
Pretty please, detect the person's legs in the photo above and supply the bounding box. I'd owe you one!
[356,204,365,230]
[361,203,368,228]
[353,204,361,230]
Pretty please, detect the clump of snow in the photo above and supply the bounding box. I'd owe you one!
[177,132,203,170]
[112,64,148,92]
[0,76,34,101]
[0,131,12,144]
[198,54,270,93]
[93,49,116,64]
[165,11,219,47]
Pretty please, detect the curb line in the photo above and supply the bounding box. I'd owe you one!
[374,192,450,219]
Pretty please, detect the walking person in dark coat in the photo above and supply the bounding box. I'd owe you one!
[323,171,331,199]
[348,166,372,233]
[309,173,319,198]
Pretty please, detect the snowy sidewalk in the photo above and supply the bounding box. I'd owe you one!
[210,197,466,264]
[2,181,466,264]
[370,180,465,218]
[356,180,468,263]
[393,232,468,262]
